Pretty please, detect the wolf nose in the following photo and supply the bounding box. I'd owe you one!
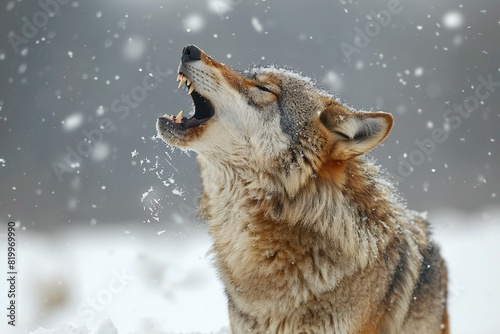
[182,45,202,62]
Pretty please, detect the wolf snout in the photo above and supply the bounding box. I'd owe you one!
[182,44,202,62]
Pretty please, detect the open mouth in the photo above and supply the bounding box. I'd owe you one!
[161,73,215,129]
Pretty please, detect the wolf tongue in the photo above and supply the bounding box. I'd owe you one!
[185,118,202,127]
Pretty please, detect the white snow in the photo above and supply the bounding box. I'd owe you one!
[96,106,106,116]
[7,227,229,334]
[183,14,205,33]
[322,70,344,93]
[6,1,15,11]
[91,142,110,161]
[1,209,498,334]
[140,187,153,202]
[123,36,146,61]
[208,0,236,16]
[442,11,464,30]
[414,67,424,77]
[18,63,27,74]
[62,113,84,132]
[251,17,264,33]
[171,188,184,196]
[431,208,500,334]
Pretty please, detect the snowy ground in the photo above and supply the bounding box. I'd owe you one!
[1,207,499,334]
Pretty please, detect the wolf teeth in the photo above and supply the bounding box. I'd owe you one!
[175,111,183,123]
[176,73,195,93]
[162,111,184,124]
[178,77,186,89]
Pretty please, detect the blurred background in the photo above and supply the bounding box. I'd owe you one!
[0,0,499,333]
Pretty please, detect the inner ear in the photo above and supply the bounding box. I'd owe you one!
[329,111,393,160]
[334,114,390,141]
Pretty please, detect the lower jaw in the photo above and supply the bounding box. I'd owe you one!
[157,118,206,148]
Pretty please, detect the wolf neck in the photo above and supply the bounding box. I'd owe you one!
[197,154,406,269]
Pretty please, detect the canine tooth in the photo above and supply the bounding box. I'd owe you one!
[188,85,195,94]
[177,78,186,89]
[186,79,191,86]
[175,111,183,123]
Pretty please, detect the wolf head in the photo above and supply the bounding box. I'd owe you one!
[157,45,393,196]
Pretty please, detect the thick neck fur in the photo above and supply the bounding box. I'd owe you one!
[197,153,426,331]
[199,153,408,250]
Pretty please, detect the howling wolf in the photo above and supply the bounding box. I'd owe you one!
[157,45,448,334]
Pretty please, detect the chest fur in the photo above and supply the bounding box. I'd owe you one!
[196,157,422,331]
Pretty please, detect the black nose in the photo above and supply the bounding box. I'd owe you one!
[181,45,202,62]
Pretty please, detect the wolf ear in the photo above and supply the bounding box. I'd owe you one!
[320,107,393,160]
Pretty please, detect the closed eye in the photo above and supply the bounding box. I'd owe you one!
[334,131,351,140]
[256,85,273,93]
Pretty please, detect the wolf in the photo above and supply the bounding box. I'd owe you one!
[156,45,448,334]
